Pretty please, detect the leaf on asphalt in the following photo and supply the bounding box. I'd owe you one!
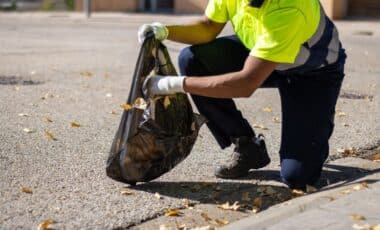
[253,124,269,130]
[120,188,134,196]
[272,117,280,123]
[21,187,33,194]
[352,223,372,230]
[18,113,30,117]
[164,96,171,109]
[291,189,305,197]
[351,214,366,221]
[353,182,369,191]
[45,131,56,141]
[37,219,54,230]
[80,71,93,77]
[23,128,35,133]
[133,97,147,110]
[371,153,380,162]
[252,197,262,209]
[337,147,356,157]
[43,117,53,123]
[70,122,81,127]
[342,123,350,127]
[120,104,133,111]
[337,111,347,117]
[340,189,351,195]
[164,209,181,217]
[217,201,240,211]
[214,219,229,227]
[263,107,272,112]
[109,110,117,115]
[154,192,162,200]
[241,192,251,201]
[200,212,212,222]
[306,185,318,193]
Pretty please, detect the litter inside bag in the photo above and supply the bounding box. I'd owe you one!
[106,35,204,185]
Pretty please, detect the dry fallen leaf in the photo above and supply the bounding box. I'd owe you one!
[263,107,272,112]
[352,223,372,230]
[164,209,181,217]
[120,188,134,196]
[45,131,56,141]
[337,112,347,117]
[37,219,54,230]
[70,122,81,127]
[133,97,147,110]
[154,192,162,200]
[80,71,93,77]
[340,189,351,195]
[353,182,369,191]
[23,128,35,133]
[291,189,305,197]
[217,201,240,211]
[164,96,171,109]
[342,123,350,127]
[21,187,33,194]
[43,117,53,123]
[109,110,117,115]
[252,197,262,209]
[214,219,229,226]
[190,226,215,230]
[120,104,133,111]
[18,113,30,117]
[253,124,269,130]
[371,153,380,162]
[351,214,366,221]
[272,117,280,123]
[200,212,212,222]
[337,147,356,157]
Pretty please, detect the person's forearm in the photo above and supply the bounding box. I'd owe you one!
[166,17,225,45]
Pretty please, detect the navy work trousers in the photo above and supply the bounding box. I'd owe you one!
[178,36,345,189]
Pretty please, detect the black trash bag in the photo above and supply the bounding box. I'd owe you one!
[106,35,205,185]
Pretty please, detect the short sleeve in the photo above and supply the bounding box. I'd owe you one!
[205,0,229,23]
[250,8,306,63]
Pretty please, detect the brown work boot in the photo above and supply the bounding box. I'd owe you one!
[214,135,270,179]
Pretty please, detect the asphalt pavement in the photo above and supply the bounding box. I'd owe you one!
[0,13,379,229]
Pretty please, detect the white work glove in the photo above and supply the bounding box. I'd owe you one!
[143,75,185,97]
[138,22,169,44]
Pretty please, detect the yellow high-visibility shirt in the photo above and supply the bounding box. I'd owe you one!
[205,0,321,64]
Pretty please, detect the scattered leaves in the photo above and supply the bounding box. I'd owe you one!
[70,122,81,128]
[133,97,147,110]
[241,192,251,201]
[371,153,380,162]
[23,128,35,133]
[164,96,171,109]
[21,187,33,194]
[217,201,240,211]
[154,192,162,200]
[253,124,269,130]
[80,71,93,77]
[37,219,54,230]
[164,209,181,217]
[120,104,132,111]
[272,117,280,123]
[337,147,356,157]
[43,117,53,123]
[200,212,212,222]
[353,182,369,191]
[110,110,117,115]
[352,223,372,230]
[18,113,30,117]
[351,214,366,221]
[291,189,305,197]
[263,107,272,112]
[120,188,134,196]
[45,131,56,141]
[214,219,229,226]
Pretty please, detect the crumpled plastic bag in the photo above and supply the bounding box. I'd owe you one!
[106,35,204,185]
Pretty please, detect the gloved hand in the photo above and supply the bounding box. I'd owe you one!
[138,22,169,44]
[143,75,185,97]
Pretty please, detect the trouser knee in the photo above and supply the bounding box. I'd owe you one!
[178,47,205,76]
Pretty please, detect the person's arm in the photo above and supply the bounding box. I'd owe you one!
[183,56,278,98]
[166,16,226,45]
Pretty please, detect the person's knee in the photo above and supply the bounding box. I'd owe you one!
[178,47,195,75]
[280,158,322,189]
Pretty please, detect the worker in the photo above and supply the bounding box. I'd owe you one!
[138,0,346,190]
